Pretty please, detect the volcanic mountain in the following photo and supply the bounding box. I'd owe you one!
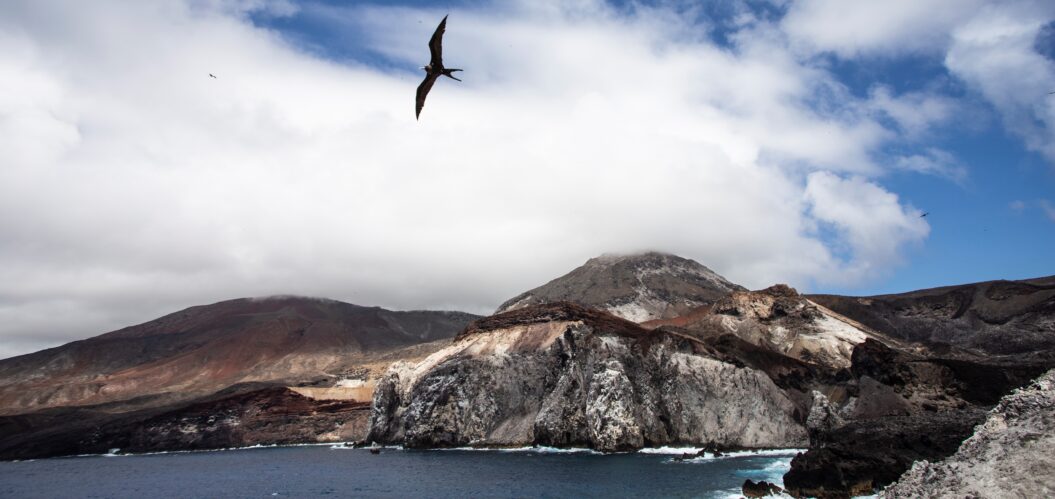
[0,296,478,416]
[496,252,745,322]
[371,255,1055,496]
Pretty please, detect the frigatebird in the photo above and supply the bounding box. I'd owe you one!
[416,15,462,120]
[209,74,217,79]
[920,212,930,218]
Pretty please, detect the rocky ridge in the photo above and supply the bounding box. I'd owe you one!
[808,276,1055,362]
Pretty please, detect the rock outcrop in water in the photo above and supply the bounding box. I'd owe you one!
[880,369,1055,498]
[367,302,807,451]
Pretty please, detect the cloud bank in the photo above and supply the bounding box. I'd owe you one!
[0,0,1051,358]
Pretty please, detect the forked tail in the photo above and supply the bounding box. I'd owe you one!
[443,68,462,81]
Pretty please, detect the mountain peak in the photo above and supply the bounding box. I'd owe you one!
[496,251,744,322]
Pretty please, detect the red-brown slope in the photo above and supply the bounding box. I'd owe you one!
[0,296,477,415]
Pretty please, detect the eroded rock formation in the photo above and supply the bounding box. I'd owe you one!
[367,302,807,451]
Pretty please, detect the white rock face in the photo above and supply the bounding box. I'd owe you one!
[697,286,875,369]
[367,307,807,451]
[880,369,1055,498]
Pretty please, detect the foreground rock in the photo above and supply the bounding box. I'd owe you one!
[367,302,807,451]
[880,369,1055,498]
[782,338,1049,498]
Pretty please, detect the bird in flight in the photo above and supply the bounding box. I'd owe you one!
[920,212,930,218]
[416,15,462,120]
[209,73,217,79]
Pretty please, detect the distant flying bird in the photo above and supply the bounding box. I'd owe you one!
[920,212,930,218]
[209,73,217,79]
[416,15,462,120]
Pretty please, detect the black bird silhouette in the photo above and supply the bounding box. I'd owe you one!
[920,212,930,218]
[209,73,217,79]
[416,15,462,120]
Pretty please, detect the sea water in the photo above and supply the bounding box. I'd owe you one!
[0,445,801,498]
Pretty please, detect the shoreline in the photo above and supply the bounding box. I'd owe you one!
[5,442,806,462]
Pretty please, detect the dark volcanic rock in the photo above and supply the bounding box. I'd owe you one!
[742,479,783,497]
[458,302,648,341]
[850,338,1049,411]
[782,408,986,499]
[783,337,1050,497]
[808,276,1055,361]
[0,385,370,460]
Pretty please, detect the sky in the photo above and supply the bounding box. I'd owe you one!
[1,0,1054,359]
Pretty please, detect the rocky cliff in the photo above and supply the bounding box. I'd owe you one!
[496,252,745,322]
[367,302,807,451]
[880,369,1055,498]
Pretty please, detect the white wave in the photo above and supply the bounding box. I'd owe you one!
[67,441,342,459]
[506,445,607,453]
[637,446,704,455]
[668,448,805,463]
[433,446,602,455]
[329,443,403,451]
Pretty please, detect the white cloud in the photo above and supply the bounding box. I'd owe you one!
[892,148,966,183]
[1041,200,1055,222]
[0,0,934,357]
[782,0,986,57]
[866,86,959,138]
[804,172,929,284]
[945,2,1055,163]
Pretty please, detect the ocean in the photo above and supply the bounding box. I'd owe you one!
[0,445,801,498]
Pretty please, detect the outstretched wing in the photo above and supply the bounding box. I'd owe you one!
[416,73,439,119]
[428,15,447,67]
